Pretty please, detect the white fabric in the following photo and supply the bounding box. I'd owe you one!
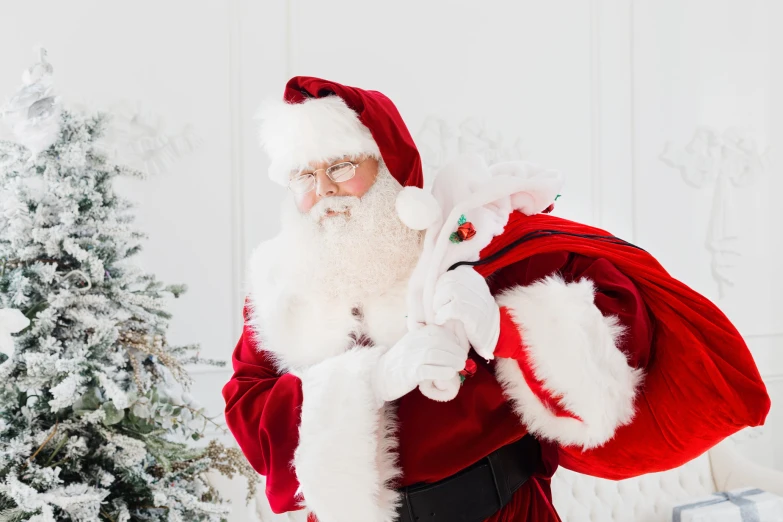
[551,439,783,522]
[405,153,562,399]
[432,265,501,361]
[552,455,715,522]
[373,324,467,404]
[406,154,562,340]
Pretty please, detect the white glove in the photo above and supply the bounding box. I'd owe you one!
[373,324,467,406]
[433,266,500,361]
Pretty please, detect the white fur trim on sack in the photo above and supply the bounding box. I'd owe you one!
[293,348,400,522]
[494,276,643,449]
[257,95,381,186]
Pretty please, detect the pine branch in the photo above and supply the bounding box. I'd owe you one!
[22,420,58,468]
[42,432,69,466]
[0,507,29,522]
[184,405,227,435]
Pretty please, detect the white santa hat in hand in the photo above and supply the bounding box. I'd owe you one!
[256,76,440,230]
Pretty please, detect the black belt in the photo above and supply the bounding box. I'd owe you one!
[396,435,540,522]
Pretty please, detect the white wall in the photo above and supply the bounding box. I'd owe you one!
[1,0,780,471]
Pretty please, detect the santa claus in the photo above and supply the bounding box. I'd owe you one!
[222,77,770,522]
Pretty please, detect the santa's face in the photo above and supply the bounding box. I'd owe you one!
[291,155,380,214]
[279,162,423,301]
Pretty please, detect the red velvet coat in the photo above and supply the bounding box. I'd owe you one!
[222,212,769,521]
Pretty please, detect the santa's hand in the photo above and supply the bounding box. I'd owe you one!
[372,324,467,406]
[433,266,500,361]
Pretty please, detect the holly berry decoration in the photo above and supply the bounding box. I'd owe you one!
[459,358,478,384]
[542,194,561,214]
[449,214,476,243]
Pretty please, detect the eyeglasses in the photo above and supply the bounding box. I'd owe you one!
[287,159,367,194]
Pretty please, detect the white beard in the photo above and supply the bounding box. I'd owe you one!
[278,164,424,303]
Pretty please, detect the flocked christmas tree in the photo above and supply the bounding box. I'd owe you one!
[0,49,257,521]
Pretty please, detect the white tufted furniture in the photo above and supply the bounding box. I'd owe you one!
[551,438,783,522]
[209,438,783,521]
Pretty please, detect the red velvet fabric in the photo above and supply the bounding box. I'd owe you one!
[484,477,561,522]
[222,320,303,513]
[475,212,770,479]
[222,222,654,518]
[494,307,524,359]
[282,76,424,189]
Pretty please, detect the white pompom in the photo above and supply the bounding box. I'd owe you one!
[395,186,441,230]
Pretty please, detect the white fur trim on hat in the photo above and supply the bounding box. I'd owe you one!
[395,186,441,231]
[257,96,381,186]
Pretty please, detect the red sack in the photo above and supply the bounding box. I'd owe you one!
[471,211,770,479]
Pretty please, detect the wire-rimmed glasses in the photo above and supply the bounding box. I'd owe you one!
[287,158,368,194]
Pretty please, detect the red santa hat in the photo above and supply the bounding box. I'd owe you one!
[257,76,440,230]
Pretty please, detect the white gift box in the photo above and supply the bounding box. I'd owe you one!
[672,488,783,522]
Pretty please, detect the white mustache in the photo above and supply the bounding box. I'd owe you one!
[308,196,360,221]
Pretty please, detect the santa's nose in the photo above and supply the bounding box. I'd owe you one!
[315,171,338,198]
